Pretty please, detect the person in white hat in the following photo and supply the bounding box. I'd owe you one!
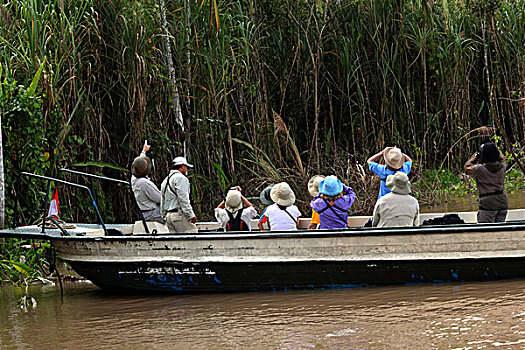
[367,146,412,199]
[263,182,302,231]
[214,186,258,231]
[131,141,164,223]
[372,172,419,227]
[307,175,325,229]
[160,155,198,233]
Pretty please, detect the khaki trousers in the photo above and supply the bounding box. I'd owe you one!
[166,211,198,233]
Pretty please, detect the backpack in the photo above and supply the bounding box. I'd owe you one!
[421,213,465,226]
[226,208,249,231]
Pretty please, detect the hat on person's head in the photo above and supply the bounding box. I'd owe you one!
[308,175,325,197]
[386,172,411,195]
[171,156,193,168]
[384,147,404,170]
[259,184,275,205]
[225,190,243,213]
[270,182,296,207]
[479,143,500,163]
[319,176,343,196]
[131,156,152,177]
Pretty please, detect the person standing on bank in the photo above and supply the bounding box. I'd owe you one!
[161,156,198,233]
[372,172,419,227]
[131,141,165,223]
[367,146,413,199]
[215,187,258,231]
[464,143,508,223]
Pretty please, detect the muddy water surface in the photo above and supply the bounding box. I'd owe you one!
[1,280,525,349]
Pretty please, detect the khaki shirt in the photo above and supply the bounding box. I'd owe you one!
[372,192,419,227]
[160,170,195,220]
[131,176,162,211]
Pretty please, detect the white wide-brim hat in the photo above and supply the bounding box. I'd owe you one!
[386,171,411,195]
[270,182,296,207]
[308,175,325,197]
[384,147,404,170]
[225,190,242,213]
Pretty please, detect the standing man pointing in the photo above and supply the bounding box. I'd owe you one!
[161,156,198,233]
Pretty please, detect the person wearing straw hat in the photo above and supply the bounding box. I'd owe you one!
[215,187,258,231]
[131,141,164,223]
[464,142,508,223]
[264,182,302,231]
[372,172,419,227]
[367,146,413,199]
[310,176,356,230]
[257,184,275,230]
[160,155,198,233]
[307,175,325,229]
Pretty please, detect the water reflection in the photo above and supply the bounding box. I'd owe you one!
[422,190,525,213]
[1,280,524,349]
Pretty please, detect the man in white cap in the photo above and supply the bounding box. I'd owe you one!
[372,172,419,227]
[160,156,198,233]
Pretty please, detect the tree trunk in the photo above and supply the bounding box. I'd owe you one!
[0,115,4,230]
[159,0,186,154]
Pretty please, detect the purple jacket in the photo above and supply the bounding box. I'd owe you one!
[310,185,356,229]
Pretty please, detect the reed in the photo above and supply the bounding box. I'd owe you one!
[0,0,524,225]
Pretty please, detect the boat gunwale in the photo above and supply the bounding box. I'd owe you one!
[1,220,525,241]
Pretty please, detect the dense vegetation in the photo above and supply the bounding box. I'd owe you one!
[0,0,524,228]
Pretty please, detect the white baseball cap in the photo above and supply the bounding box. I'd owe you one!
[172,156,194,168]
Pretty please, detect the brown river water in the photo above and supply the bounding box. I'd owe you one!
[1,191,524,350]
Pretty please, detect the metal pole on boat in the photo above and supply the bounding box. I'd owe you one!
[19,172,109,236]
[60,168,150,234]
[41,180,52,233]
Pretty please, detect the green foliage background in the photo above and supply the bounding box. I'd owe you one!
[0,0,524,225]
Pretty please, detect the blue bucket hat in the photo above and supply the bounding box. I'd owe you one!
[319,176,343,196]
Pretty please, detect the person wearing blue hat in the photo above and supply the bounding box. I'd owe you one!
[464,142,508,223]
[310,176,356,229]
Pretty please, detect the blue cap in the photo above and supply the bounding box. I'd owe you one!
[319,176,343,196]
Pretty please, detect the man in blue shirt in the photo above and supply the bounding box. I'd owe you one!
[367,147,413,199]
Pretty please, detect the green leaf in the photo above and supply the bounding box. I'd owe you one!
[70,161,128,172]
[27,59,46,97]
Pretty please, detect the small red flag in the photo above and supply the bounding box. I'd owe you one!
[48,188,59,218]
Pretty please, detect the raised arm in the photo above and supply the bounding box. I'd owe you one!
[367,147,391,165]
[464,152,480,175]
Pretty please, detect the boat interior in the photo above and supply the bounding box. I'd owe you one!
[4,170,524,238]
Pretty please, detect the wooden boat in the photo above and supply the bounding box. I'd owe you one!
[1,171,524,294]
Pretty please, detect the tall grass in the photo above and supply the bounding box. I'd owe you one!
[0,0,524,223]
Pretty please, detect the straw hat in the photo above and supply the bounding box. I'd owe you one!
[171,156,194,168]
[259,184,275,205]
[270,182,296,207]
[386,172,411,195]
[308,175,325,197]
[131,156,152,177]
[384,147,404,169]
[225,190,243,213]
[319,176,343,196]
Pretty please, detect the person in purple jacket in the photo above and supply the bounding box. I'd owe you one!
[310,176,356,230]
